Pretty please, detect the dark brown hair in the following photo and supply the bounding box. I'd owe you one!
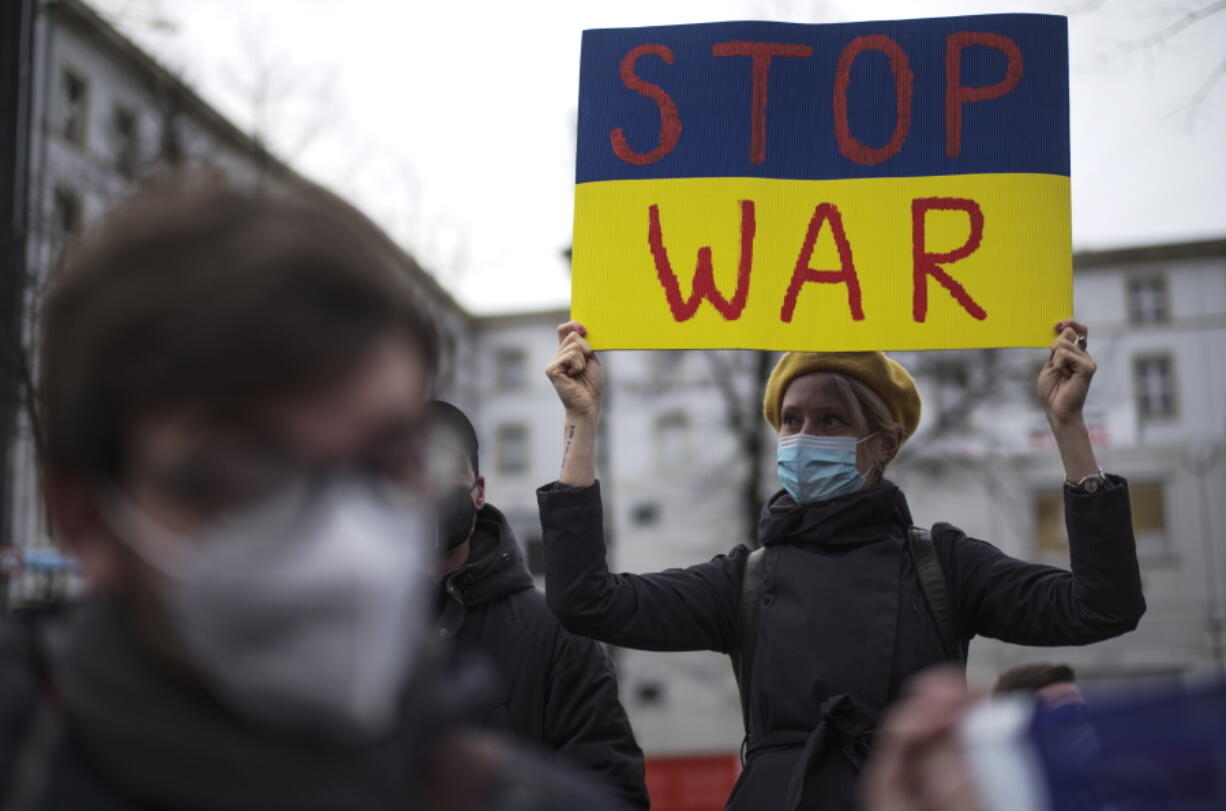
[994,663,1077,695]
[40,175,439,479]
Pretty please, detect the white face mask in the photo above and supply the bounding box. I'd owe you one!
[104,476,430,742]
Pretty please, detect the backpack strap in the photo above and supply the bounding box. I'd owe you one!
[906,526,966,664]
[735,547,767,746]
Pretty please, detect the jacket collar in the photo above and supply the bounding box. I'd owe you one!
[758,480,912,548]
[51,598,425,809]
[437,504,534,637]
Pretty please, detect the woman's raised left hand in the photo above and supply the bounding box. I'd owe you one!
[1037,319,1095,426]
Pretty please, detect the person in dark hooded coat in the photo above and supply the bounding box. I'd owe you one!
[538,320,1146,811]
[0,182,634,811]
[427,402,649,811]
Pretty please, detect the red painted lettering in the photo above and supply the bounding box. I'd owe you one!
[945,32,1023,158]
[712,41,814,164]
[780,203,864,323]
[611,44,682,165]
[911,197,987,322]
[832,35,913,166]
[648,201,756,321]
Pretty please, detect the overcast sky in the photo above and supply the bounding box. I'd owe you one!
[94,0,1226,314]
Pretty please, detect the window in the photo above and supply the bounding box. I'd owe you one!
[494,347,526,390]
[496,423,529,474]
[1129,483,1171,561]
[635,681,666,706]
[1127,276,1169,324]
[631,502,660,526]
[1035,483,1171,562]
[1134,355,1177,419]
[111,105,139,177]
[59,68,89,145]
[52,187,81,247]
[1033,490,1066,556]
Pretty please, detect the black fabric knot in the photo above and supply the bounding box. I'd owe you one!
[784,693,877,811]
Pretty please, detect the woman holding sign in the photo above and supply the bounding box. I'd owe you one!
[538,320,1145,811]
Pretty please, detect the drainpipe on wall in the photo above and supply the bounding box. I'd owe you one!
[0,0,36,612]
[1188,444,1225,677]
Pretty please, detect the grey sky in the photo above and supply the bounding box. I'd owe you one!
[95,0,1225,314]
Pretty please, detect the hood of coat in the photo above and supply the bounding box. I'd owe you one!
[758,479,913,548]
[442,504,535,609]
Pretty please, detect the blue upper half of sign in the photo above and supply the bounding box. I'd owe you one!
[576,15,1069,184]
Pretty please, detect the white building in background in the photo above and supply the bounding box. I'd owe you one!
[6,0,1224,777]
[914,239,1226,691]
[4,0,476,602]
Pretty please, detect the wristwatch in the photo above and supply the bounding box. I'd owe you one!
[1067,467,1109,493]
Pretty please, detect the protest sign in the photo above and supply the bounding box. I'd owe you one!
[572,15,1071,351]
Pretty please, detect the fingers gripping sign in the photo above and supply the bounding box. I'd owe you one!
[1031,318,1105,485]
[547,321,604,418]
[547,322,602,487]
[1037,319,1095,426]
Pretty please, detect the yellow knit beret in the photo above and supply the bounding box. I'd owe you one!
[762,351,922,439]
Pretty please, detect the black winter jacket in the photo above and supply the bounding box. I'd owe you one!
[538,478,1146,811]
[437,504,649,810]
[0,598,634,811]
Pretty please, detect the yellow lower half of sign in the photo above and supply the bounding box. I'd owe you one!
[571,174,1071,351]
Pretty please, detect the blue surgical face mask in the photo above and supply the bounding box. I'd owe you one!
[776,433,875,504]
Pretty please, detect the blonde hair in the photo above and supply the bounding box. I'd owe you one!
[825,373,902,480]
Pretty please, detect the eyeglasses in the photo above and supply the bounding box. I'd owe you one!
[128,427,425,520]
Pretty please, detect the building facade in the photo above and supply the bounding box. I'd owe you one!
[3,0,477,602]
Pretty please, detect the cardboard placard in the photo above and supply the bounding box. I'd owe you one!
[572,15,1071,351]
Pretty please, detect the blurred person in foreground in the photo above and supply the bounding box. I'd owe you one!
[427,401,648,808]
[539,320,1146,811]
[995,663,1099,809]
[861,667,1220,811]
[860,669,982,811]
[995,662,1085,707]
[0,179,629,811]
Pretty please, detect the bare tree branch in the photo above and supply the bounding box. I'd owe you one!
[903,349,1033,453]
[1117,1,1226,54]
[98,0,179,34]
[1061,0,1109,13]
[1090,1,1226,128]
[702,350,747,434]
[8,330,44,464]
[700,350,773,545]
[1187,53,1226,126]
[222,22,339,164]
[284,69,339,159]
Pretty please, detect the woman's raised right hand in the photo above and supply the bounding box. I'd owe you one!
[545,321,604,418]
